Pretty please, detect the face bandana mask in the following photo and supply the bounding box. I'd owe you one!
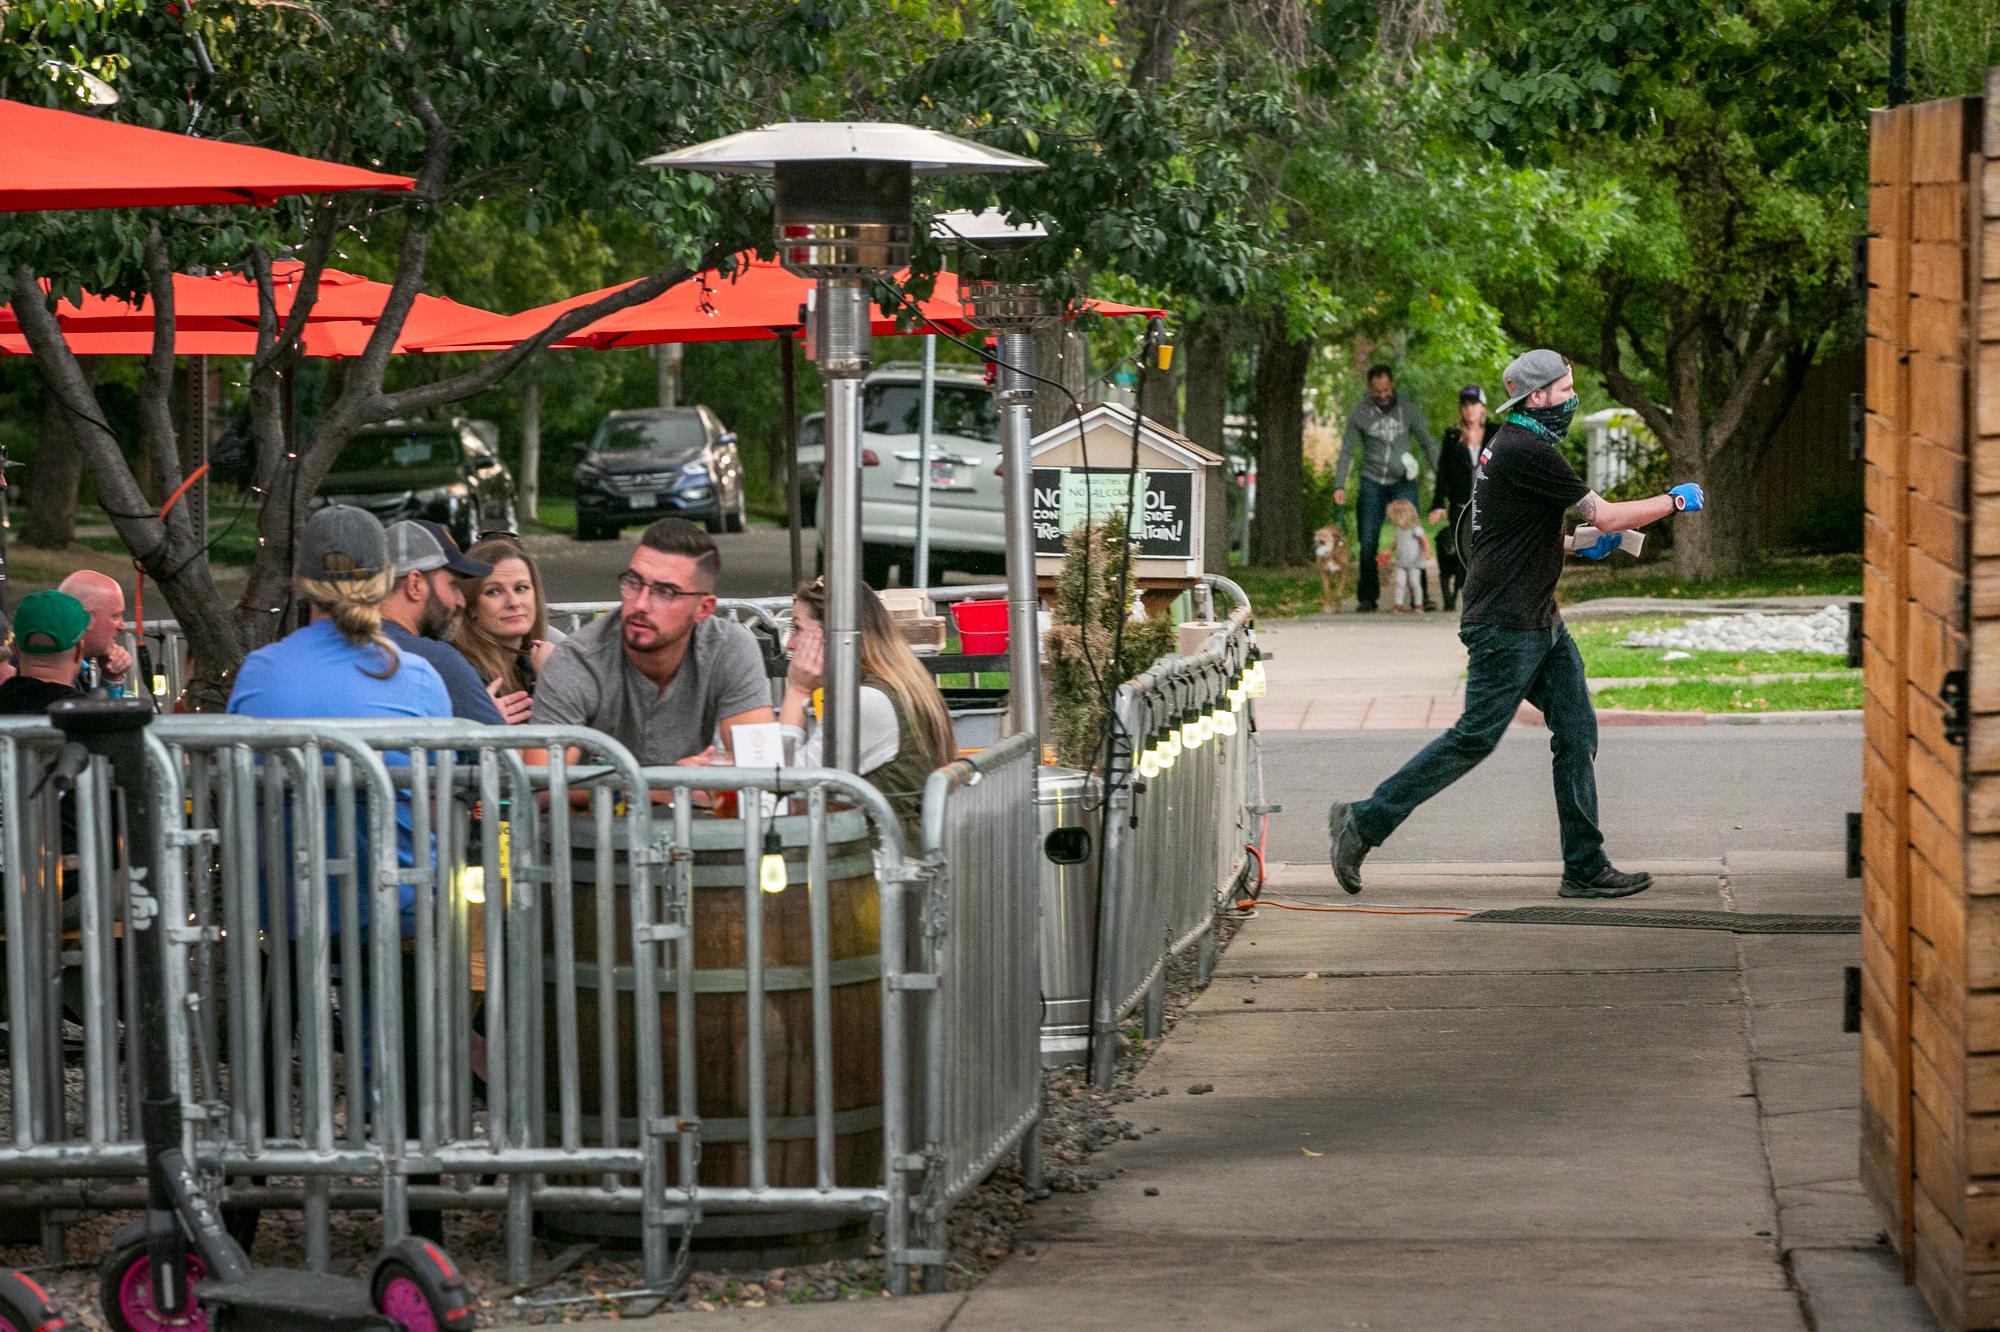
[1508,394,1579,443]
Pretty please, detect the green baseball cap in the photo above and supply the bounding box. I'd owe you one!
[12,590,89,655]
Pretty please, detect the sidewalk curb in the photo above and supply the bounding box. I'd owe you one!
[1591,707,1862,727]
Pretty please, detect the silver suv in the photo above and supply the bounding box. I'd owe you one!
[815,363,1001,586]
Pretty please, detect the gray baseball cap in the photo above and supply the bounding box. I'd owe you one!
[386,520,493,578]
[297,504,389,579]
[1497,349,1572,415]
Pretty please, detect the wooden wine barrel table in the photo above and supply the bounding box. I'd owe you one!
[546,807,886,1260]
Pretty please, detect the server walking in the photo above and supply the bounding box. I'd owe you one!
[1326,349,1706,900]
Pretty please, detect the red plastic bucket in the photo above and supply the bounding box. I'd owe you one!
[950,599,1010,655]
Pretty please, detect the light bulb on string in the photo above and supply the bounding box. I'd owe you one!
[1159,726,1179,769]
[1137,737,1161,780]
[1215,707,1239,738]
[758,828,788,895]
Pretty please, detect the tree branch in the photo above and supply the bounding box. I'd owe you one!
[1594,295,1679,449]
[138,225,186,517]
[1704,323,1787,460]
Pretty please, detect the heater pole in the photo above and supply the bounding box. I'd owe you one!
[998,328,1041,742]
[816,278,871,774]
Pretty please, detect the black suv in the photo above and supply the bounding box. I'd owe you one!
[574,406,745,541]
[318,418,517,548]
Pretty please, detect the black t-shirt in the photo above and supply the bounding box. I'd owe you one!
[1458,420,1590,631]
[0,675,82,715]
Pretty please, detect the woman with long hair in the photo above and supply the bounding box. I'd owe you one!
[452,538,558,706]
[781,578,954,845]
[1431,385,1489,612]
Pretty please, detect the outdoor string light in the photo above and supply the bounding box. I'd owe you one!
[759,827,788,895]
[648,126,1042,772]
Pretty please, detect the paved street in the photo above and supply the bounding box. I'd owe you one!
[632,610,1926,1332]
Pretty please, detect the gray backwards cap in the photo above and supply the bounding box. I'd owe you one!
[1496,348,1571,416]
[386,520,495,578]
[297,504,389,580]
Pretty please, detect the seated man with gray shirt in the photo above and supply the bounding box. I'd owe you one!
[532,517,775,762]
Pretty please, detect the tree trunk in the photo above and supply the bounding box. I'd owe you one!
[1667,433,1759,581]
[1138,332,1179,432]
[22,359,94,548]
[1251,315,1310,567]
[1031,321,1090,438]
[1181,317,1231,573]
[520,379,541,521]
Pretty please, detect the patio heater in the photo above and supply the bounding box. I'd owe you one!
[648,124,1041,770]
[933,209,1055,742]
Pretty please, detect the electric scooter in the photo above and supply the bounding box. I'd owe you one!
[45,698,474,1332]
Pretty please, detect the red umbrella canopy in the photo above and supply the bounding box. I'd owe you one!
[0,99,413,212]
[1,264,501,350]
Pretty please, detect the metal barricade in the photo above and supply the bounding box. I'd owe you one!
[0,714,945,1293]
[914,734,1043,1283]
[1089,596,1259,1087]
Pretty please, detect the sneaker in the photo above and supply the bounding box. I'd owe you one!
[1327,801,1370,895]
[1558,865,1654,899]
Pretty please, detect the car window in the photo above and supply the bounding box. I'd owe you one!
[340,430,460,471]
[591,414,707,454]
[863,384,997,443]
[798,417,824,450]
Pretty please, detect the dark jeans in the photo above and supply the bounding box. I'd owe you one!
[1350,621,1609,877]
[1356,476,1419,609]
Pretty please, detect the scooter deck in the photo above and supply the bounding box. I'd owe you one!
[196,1269,391,1332]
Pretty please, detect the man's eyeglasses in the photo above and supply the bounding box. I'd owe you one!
[618,570,710,604]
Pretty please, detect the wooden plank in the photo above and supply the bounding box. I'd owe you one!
[1912,97,1973,183]
[1917,1187,1970,1327]
[1979,495,2000,558]
[1988,156,2000,219]
[1987,221,2000,282]
[1911,293,1962,361]
[1967,1174,2000,1278]
[1976,1051,2000,1114]
[1916,1092,1967,1230]
[1875,106,1914,186]
[1870,513,1905,574]
[1973,557,2000,619]
[1976,620,2000,712]
[1915,795,1969,896]
[1912,739,1965,838]
[1913,244,1968,303]
[1913,679,1960,766]
[1975,773,2000,835]
[1868,458,1903,522]
[1973,990,2000,1054]
[1912,433,1971,510]
[1916,983,1968,1118]
[1912,351,1968,446]
[1916,849,1968,989]
[1970,895,2000,992]
[1916,926,1968,1039]
[1872,339,1912,429]
[1909,604,1950,700]
[1915,181,1967,241]
[1983,341,2000,438]
[1910,547,1968,625]
[1910,490,1968,573]
[1976,722,2000,774]
[1976,838,2000,911]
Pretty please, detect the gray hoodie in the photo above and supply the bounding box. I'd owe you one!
[1335,394,1439,489]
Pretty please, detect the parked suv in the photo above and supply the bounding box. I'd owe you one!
[574,406,745,541]
[318,418,516,548]
[817,364,1001,585]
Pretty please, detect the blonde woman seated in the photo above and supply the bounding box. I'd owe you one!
[452,538,562,723]
[781,579,954,847]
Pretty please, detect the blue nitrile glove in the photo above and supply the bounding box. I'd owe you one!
[1669,483,1705,513]
[1576,532,1621,561]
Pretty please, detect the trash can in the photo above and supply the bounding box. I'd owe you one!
[1037,766,1101,1067]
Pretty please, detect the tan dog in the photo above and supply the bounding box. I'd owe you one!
[1312,525,1350,613]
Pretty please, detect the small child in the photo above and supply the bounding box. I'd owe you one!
[1385,498,1431,614]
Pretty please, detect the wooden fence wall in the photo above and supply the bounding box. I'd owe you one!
[1860,79,1994,1331]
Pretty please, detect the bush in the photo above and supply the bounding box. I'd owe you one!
[1777,477,1864,554]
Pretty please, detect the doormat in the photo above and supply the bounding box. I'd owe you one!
[1459,907,1858,934]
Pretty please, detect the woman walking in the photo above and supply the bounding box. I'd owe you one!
[1428,385,1487,612]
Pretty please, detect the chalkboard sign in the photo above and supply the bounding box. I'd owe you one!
[1032,467,1196,559]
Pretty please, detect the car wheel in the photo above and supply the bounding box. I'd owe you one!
[800,486,818,528]
[725,484,747,533]
[862,542,898,589]
[499,498,519,535]
[576,514,612,542]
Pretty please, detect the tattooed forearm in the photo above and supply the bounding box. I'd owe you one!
[1576,492,1601,523]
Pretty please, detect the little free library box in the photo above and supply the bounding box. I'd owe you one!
[1030,403,1221,597]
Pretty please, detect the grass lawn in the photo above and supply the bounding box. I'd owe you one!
[1556,551,1860,604]
[527,497,577,535]
[1567,615,1853,680]
[1591,675,1862,713]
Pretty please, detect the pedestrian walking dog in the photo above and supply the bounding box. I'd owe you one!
[1312,523,1350,613]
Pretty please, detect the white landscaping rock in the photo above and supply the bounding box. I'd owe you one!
[1621,604,1847,655]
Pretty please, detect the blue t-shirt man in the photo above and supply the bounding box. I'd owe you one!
[229,617,452,933]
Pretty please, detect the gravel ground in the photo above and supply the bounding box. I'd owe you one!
[1621,604,1848,654]
[0,928,1233,1325]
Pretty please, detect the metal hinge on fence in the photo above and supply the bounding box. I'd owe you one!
[644,1117,700,1139]
[887,973,939,992]
[169,923,223,945]
[1941,670,1970,747]
[634,923,687,944]
[169,828,220,850]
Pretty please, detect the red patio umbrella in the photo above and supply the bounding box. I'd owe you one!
[0,99,413,212]
[414,253,1163,353]
[1,263,493,341]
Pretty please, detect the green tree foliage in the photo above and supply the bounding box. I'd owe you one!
[1437,0,1877,577]
[3,0,845,698]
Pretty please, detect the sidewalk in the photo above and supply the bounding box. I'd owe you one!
[1252,612,1860,732]
[633,850,1928,1331]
